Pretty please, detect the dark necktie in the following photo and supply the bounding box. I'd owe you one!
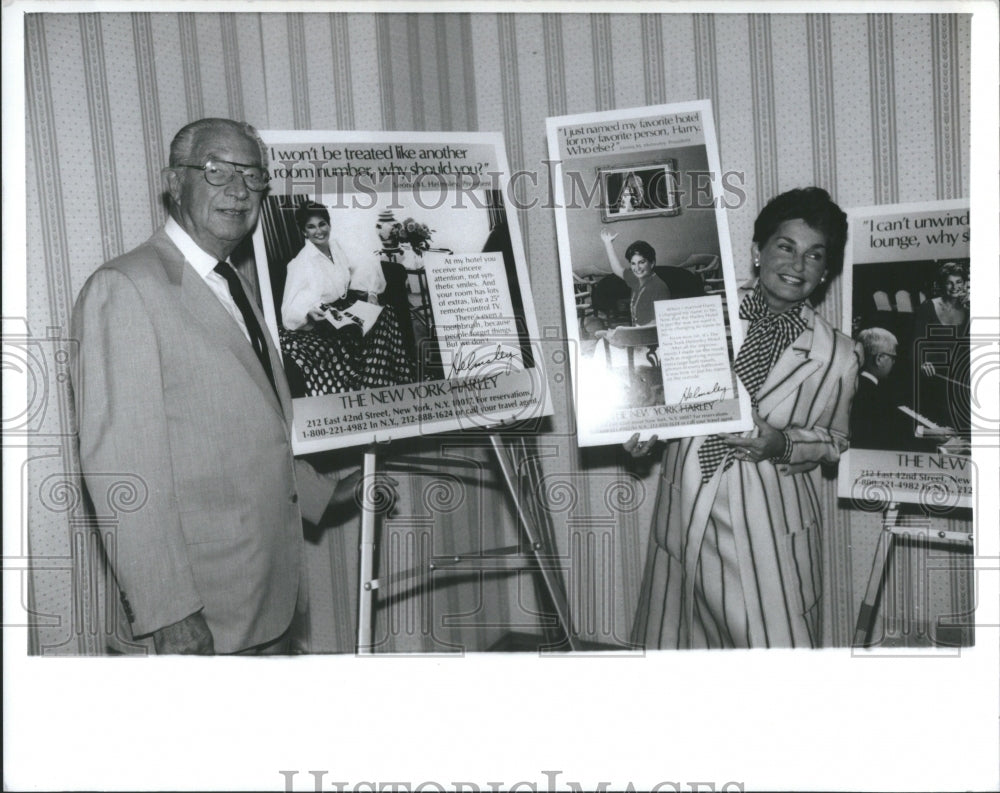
[696,286,808,481]
[214,261,278,397]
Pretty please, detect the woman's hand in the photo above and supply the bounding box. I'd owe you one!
[600,229,625,277]
[366,292,380,305]
[624,432,658,458]
[720,411,785,463]
[296,307,323,331]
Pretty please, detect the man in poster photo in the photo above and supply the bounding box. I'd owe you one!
[71,118,358,655]
[850,327,913,451]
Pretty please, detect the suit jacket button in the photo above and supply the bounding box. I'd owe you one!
[291,493,298,504]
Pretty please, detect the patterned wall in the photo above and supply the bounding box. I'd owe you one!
[22,11,972,654]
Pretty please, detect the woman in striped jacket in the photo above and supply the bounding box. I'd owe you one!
[628,187,860,649]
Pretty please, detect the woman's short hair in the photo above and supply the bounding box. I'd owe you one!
[753,187,848,279]
[624,240,656,264]
[935,261,968,292]
[295,201,330,230]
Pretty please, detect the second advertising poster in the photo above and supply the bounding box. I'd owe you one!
[838,199,973,509]
[546,100,752,446]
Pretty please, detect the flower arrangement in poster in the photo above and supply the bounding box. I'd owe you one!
[375,208,435,258]
[395,217,434,255]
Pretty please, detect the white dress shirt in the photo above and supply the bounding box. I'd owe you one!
[280,237,387,330]
[164,216,251,342]
[280,238,352,330]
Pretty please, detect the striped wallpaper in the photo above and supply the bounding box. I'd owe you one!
[21,11,972,654]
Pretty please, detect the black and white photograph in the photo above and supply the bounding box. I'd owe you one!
[3,3,997,792]
[251,130,549,453]
[839,201,973,508]
[548,101,752,445]
[259,193,422,399]
[598,160,681,221]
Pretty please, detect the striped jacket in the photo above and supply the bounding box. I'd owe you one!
[633,301,861,649]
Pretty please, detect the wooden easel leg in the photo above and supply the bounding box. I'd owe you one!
[356,447,378,655]
[490,434,581,651]
[852,502,901,648]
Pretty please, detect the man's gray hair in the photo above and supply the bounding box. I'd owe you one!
[168,118,268,167]
[857,326,897,361]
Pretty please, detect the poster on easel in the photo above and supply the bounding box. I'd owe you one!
[251,131,552,453]
[545,100,751,447]
[838,199,972,509]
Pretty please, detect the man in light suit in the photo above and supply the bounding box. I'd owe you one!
[72,118,358,654]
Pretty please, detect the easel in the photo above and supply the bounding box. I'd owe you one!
[355,433,581,654]
[852,501,974,647]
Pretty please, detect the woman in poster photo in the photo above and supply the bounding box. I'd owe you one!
[281,201,386,328]
[912,260,970,431]
[913,260,970,338]
[599,229,671,325]
[628,187,859,649]
[278,201,415,396]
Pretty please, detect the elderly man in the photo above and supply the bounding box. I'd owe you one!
[851,327,912,451]
[72,118,356,654]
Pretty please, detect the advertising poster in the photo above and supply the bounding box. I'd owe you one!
[545,100,752,446]
[839,200,973,508]
[252,131,551,453]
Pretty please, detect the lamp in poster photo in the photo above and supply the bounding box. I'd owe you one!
[251,131,551,453]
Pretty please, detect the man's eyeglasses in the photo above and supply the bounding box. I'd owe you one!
[176,159,270,191]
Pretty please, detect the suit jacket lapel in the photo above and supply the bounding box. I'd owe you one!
[755,303,830,416]
[150,230,289,423]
